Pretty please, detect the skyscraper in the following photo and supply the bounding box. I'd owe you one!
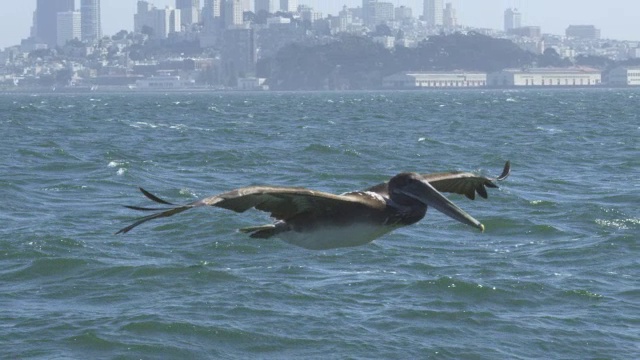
[225,0,244,28]
[423,0,443,27]
[504,8,522,32]
[57,11,82,47]
[203,0,222,25]
[81,0,102,42]
[362,0,377,26]
[176,0,200,27]
[443,2,457,28]
[35,0,75,47]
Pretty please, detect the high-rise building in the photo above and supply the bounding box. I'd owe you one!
[280,0,297,12]
[504,8,522,32]
[176,0,200,27]
[57,11,81,47]
[134,2,181,38]
[35,0,75,47]
[367,2,394,27]
[202,0,222,24]
[81,0,101,42]
[423,0,443,27]
[362,0,376,26]
[225,0,244,28]
[443,2,456,28]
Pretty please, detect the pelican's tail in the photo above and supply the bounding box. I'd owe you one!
[116,188,199,234]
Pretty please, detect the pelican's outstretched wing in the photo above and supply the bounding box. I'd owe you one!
[116,186,385,234]
[364,161,510,200]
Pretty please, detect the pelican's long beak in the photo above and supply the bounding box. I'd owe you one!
[400,180,485,232]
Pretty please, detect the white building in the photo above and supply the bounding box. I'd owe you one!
[608,66,640,86]
[423,0,443,27]
[237,77,268,90]
[383,71,487,88]
[57,11,82,47]
[135,75,195,89]
[488,68,602,87]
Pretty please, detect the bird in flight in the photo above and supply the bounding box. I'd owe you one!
[117,161,510,250]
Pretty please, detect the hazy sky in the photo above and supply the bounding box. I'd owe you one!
[1,0,638,49]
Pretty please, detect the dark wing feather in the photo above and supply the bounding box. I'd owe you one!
[117,186,385,234]
[363,161,510,200]
[424,161,510,200]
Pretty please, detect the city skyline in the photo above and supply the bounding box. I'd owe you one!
[1,0,638,49]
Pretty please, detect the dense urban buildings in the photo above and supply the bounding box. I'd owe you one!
[2,2,640,91]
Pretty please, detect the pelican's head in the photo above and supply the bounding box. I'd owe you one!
[388,172,485,232]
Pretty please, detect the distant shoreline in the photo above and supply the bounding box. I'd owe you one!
[1,85,639,95]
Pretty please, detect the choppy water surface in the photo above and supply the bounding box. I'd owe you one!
[1,90,638,359]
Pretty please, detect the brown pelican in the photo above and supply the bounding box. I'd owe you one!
[117,161,510,250]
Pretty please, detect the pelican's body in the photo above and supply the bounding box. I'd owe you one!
[117,162,510,250]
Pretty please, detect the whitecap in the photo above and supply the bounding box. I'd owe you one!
[117,168,127,176]
[595,218,639,230]
[108,160,124,168]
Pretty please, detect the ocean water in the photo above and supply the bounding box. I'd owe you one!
[0,89,638,359]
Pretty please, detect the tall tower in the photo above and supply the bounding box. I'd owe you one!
[423,0,443,27]
[81,0,102,42]
[203,0,222,24]
[35,0,75,47]
[504,8,521,32]
[443,2,457,28]
[225,0,244,28]
[176,0,200,27]
[57,11,82,47]
[362,0,376,27]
